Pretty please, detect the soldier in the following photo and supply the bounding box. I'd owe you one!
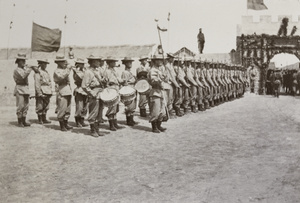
[211,63,220,105]
[186,58,199,113]
[194,60,206,111]
[205,62,215,107]
[197,28,205,54]
[249,65,258,93]
[198,61,211,109]
[13,53,39,127]
[121,57,137,126]
[148,54,168,133]
[166,53,181,117]
[103,57,122,131]
[136,56,150,117]
[81,55,105,137]
[53,55,73,131]
[98,57,107,123]
[173,58,186,117]
[73,58,88,127]
[34,59,52,124]
[68,47,74,59]
[273,68,282,98]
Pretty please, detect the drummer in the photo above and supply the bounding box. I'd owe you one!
[121,57,137,126]
[81,55,105,137]
[136,56,150,117]
[97,57,107,123]
[148,54,168,133]
[103,57,122,131]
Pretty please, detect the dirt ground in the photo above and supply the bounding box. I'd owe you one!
[0,93,300,203]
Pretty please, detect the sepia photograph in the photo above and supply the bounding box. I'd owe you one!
[0,0,300,202]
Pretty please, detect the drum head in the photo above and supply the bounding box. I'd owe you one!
[99,88,118,101]
[135,80,150,93]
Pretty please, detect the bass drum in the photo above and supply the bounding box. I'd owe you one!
[135,79,151,95]
[119,86,136,102]
[98,87,120,107]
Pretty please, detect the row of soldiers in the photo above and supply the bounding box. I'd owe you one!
[13,52,248,137]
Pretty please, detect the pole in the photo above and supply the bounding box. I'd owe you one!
[7,3,15,60]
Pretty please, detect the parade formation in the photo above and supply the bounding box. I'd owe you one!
[13,52,249,137]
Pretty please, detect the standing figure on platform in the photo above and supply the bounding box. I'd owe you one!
[68,47,74,59]
[13,53,39,127]
[53,55,73,131]
[148,54,168,133]
[73,58,88,127]
[81,55,105,137]
[121,57,137,126]
[136,56,150,117]
[34,59,52,124]
[197,28,205,54]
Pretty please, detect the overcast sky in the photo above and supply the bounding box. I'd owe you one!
[1,0,300,54]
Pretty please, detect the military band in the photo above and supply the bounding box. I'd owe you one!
[13,52,248,136]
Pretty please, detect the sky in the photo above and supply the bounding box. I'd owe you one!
[1,0,300,54]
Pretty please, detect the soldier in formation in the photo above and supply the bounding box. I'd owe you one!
[12,53,248,136]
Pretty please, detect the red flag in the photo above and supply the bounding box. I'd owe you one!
[247,0,268,10]
[31,22,62,52]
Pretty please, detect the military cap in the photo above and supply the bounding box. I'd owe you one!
[151,54,165,60]
[121,57,134,62]
[87,55,102,60]
[104,56,118,62]
[75,58,85,64]
[54,54,67,62]
[16,53,27,60]
[37,59,50,64]
[139,56,148,61]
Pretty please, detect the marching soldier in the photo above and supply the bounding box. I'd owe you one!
[13,53,39,127]
[136,56,150,117]
[34,59,52,124]
[73,58,88,127]
[121,57,137,126]
[53,55,73,131]
[103,57,122,131]
[148,54,168,133]
[81,55,105,137]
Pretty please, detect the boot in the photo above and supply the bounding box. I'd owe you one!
[42,114,51,124]
[157,121,166,132]
[210,101,215,107]
[59,121,67,131]
[130,115,137,125]
[184,108,189,114]
[205,102,210,109]
[80,117,88,127]
[151,121,160,133]
[18,118,24,127]
[38,115,43,124]
[22,117,31,127]
[113,119,121,129]
[109,120,116,131]
[198,104,205,111]
[191,106,198,113]
[94,122,104,136]
[64,120,73,130]
[175,108,183,117]
[140,109,146,117]
[126,116,134,126]
[90,124,99,137]
[75,117,82,127]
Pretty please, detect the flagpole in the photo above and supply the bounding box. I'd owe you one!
[31,10,35,59]
[7,3,15,60]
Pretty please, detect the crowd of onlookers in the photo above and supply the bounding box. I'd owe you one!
[266,68,300,97]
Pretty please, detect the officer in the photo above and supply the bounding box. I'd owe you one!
[81,55,105,137]
[34,59,52,124]
[53,54,73,131]
[103,57,122,131]
[136,56,150,117]
[73,58,88,127]
[13,53,39,127]
[148,54,168,133]
[121,57,137,126]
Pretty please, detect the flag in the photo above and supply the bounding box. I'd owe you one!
[31,22,62,52]
[247,0,268,10]
[157,25,167,32]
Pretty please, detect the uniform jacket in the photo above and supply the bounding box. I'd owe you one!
[13,66,32,95]
[53,67,72,96]
[186,66,198,86]
[195,69,204,88]
[34,69,52,96]
[149,66,164,98]
[166,63,180,88]
[175,66,189,87]
[103,67,121,90]
[81,67,104,97]
[136,64,150,78]
[73,68,87,95]
[121,69,136,87]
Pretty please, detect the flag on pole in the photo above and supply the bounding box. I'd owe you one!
[157,25,167,32]
[247,0,268,10]
[31,22,62,52]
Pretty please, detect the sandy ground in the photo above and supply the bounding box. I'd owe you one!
[0,93,300,203]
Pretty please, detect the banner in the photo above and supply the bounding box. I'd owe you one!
[247,0,268,10]
[31,22,62,52]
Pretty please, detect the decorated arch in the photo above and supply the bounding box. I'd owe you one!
[236,34,300,94]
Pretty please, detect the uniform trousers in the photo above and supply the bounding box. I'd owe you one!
[138,93,149,110]
[183,87,191,109]
[197,86,204,105]
[124,97,137,116]
[15,92,29,118]
[190,85,197,107]
[74,93,88,117]
[173,86,183,110]
[35,95,51,115]
[57,94,71,121]
[87,97,103,124]
[149,96,166,122]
